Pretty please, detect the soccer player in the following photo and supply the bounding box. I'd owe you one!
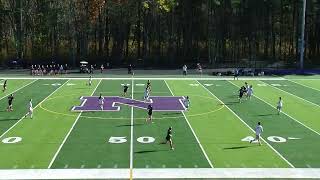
[233,68,239,80]
[250,122,263,146]
[247,85,253,100]
[182,65,187,76]
[277,97,283,115]
[123,85,129,97]
[165,127,174,150]
[3,80,7,92]
[239,86,245,103]
[144,87,150,102]
[87,76,92,86]
[146,104,153,123]
[146,80,151,91]
[197,63,202,76]
[184,96,190,110]
[24,99,33,119]
[7,94,14,111]
[98,94,104,110]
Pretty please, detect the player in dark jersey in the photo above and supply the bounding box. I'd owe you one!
[165,127,174,150]
[3,80,7,92]
[123,85,129,97]
[7,94,14,111]
[239,86,245,103]
[146,104,153,123]
[146,80,151,91]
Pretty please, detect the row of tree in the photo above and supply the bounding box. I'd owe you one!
[0,0,319,68]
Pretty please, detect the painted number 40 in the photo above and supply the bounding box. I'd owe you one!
[108,136,155,144]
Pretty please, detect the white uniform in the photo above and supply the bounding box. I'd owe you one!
[184,98,190,108]
[26,101,33,118]
[144,89,149,100]
[99,96,104,110]
[277,100,283,110]
[247,87,253,96]
[255,125,263,136]
[88,77,92,86]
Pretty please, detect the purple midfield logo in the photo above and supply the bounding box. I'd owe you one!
[72,96,186,112]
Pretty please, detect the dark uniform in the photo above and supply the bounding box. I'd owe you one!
[8,95,13,106]
[3,80,7,91]
[166,128,172,141]
[147,81,151,90]
[124,85,129,93]
[239,87,245,98]
[147,105,153,116]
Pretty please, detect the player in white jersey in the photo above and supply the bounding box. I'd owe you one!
[144,87,150,102]
[24,99,33,119]
[98,93,104,110]
[277,97,283,115]
[184,96,190,110]
[246,85,253,99]
[87,76,92,86]
[250,122,263,146]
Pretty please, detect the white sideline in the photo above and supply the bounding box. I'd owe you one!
[197,80,294,168]
[48,79,102,168]
[0,168,320,179]
[164,80,214,168]
[0,80,69,140]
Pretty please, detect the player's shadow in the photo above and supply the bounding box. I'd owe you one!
[0,118,20,121]
[257,114,274,117]
[223,145,252,150]
[221,101,238,106]
[135,150,167,154]
[116,123,144,127]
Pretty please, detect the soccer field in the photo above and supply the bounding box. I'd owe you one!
[0,77,319,179]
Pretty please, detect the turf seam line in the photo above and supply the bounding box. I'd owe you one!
[129,78,134,180]
[0,79,38,102]
[164,80,214,168]
[286,79,320,92]
[0,79,67,141]
[262,80,320,108]
[230,80,320,137]
[198,80,295,168]
[47,79,102,169]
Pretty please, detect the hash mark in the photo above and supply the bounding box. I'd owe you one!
[145,165,149,168]
[114,164,118,168]
[64,164,68,169]
[97,164,101,168]
[81,165,85,168]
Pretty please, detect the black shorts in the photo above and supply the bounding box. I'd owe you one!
[239,93,243,98]
[148,112,152,116]
[124,89,127,93]
[8,101,12,106]
[166,136,171,141]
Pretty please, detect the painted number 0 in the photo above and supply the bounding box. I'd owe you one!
[2,137,22,144]
[267,136,287,143]
[108,136,155,144]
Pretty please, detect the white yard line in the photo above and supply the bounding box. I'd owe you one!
[129,78,134,179]
[47,79,102,168]
[164,80,214,168]
[0,79,37,102]
[228,80,320,137]
[0,80,69,140]
[197,80,294,168]
[286,79,320,92]
[263,81,320,108]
